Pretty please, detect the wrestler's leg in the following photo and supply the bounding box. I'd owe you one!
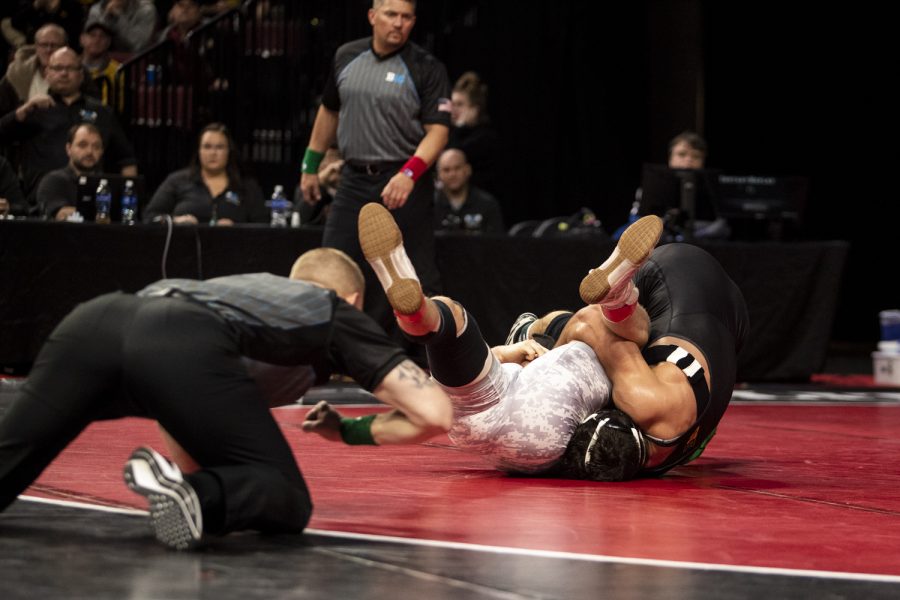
[358,202,492,387]
[579,215,661,323]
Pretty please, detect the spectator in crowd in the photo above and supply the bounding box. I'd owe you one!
[35,122,103,220]
[447,71,500,196]
[144,122,266,225]
[80,17,120,108]
[0,154,27,217]
[1,0,85,52]
[668,130,707,169]
[0,47,137,201]
[86,0,157,53]
[631,130,727,241]
[158,0,207,45]
[434,148,504,234]
[158,0,212,86]
[0,23,66,116]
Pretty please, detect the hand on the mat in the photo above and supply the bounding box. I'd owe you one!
[381,172,414,209]
[491,339,549,366]
[301,400,343,441]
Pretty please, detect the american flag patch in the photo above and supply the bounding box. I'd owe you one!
[437,97,452,112]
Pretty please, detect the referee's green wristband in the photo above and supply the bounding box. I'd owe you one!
[301,148,325,174]
[340,414,377,445]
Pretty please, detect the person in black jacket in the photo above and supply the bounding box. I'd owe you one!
[144,122,267,225]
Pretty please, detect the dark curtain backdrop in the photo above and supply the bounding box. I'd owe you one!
[291,1,895,344]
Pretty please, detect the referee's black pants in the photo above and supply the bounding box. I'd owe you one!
[0,293,313,535]
[325,165,442,336]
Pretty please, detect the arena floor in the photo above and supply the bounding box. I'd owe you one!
[2,379,900,599]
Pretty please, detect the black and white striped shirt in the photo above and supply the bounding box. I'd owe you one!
[322,37,451,163]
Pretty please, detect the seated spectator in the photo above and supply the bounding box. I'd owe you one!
[86,0,157,53]
[447,71,500,196]
[667,130,707,169]
[158,0,207,45]
[0,23,66,116]
[80,17,120,108]
[0,47,137,200]
[434,148,504,234]
[0,154,27,217]
[35,122,103,220]
[1,0,85,52]
[158,0,211,85]
[143,122,266,225]
[629,130,727,240]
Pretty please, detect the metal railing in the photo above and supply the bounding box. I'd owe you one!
[115,0,340,194]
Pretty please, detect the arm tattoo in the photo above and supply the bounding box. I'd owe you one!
[396,359,435,389]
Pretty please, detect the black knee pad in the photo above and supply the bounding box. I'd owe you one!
[424,300,491,388]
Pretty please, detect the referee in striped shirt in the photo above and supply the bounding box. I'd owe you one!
[300,0,451,337]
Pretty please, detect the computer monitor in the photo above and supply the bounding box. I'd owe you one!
[639,164,721,221]
[710,174,808,222]
[75,174,147,223]
[638,164,720,237]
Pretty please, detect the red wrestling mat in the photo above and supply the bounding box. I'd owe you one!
[24,403,900,577]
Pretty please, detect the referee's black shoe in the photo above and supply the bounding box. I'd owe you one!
[124,446,204,551]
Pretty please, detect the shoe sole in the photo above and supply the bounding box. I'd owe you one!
[124,448,202,551]
[579,215,662,305]
[358,203,423,315]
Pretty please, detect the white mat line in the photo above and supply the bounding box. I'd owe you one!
[19,495,900,584]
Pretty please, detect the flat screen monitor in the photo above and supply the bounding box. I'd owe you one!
[75,174,147,223]
[710,174,808,222]
[638,163,720,223]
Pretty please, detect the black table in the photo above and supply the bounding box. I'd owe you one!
[0,220,848,381]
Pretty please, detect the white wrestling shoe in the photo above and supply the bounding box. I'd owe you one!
[358,203,424,315]
[579,215,663,306]
[124,446,203,551]
[505,312,538,345]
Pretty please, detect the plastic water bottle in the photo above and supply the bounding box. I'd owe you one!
[269,184,290,227]
[95,179,111,224]
[121,180,137,225]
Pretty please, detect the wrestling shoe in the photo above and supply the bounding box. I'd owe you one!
[504,312,538,345]
[579,215,663,306]
[358,203,423,315]
[124,446,203,551]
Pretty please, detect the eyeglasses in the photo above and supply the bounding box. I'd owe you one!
[48,65,83,73]
[36,42,64,50]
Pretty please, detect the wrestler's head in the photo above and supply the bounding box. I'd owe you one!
[559,409,647,481]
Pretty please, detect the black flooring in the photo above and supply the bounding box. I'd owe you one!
[2,501,899,600]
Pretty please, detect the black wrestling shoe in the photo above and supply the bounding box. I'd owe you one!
[124,446,203,551]
[358,203,424,315]
[504,312,538,345]
[579,215,662,306]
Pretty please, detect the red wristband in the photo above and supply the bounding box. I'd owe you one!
[400,156,428,181]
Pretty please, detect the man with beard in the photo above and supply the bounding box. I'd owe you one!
[36,122,104,219]
[0,46,136,201]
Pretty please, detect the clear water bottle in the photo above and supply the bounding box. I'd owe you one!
[95,178,111,224]
[121,179,137,225]
[269,184,290,227]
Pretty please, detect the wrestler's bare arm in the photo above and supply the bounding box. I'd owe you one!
[558,307,694,440]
